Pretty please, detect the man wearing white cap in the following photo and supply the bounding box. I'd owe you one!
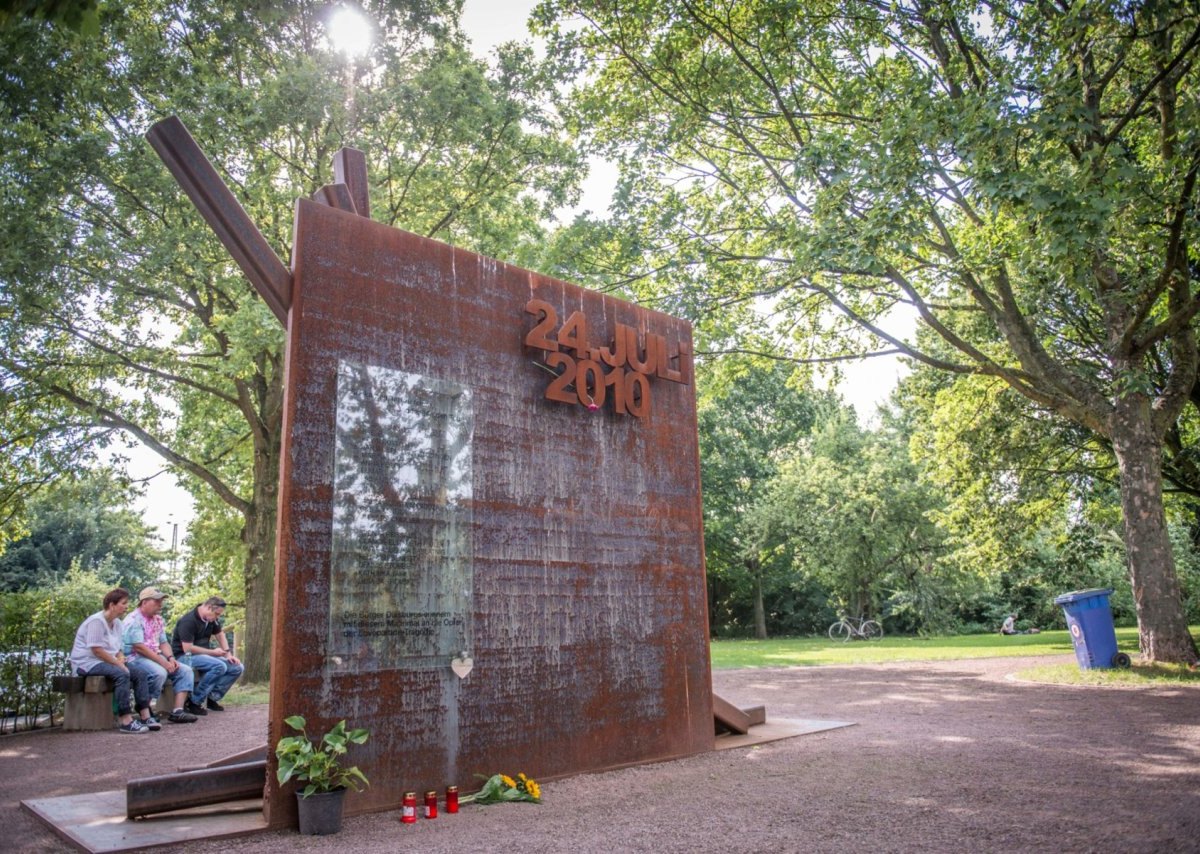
[122,588,199,724]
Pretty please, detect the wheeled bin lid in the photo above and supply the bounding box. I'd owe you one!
[1053,587,1114,605]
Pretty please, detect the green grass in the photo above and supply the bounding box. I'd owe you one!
[214,626,1197,697]
[709,626,1146,669]
[1016,661,1200,686]
[711,626,1200,687]
[221,681,270,706]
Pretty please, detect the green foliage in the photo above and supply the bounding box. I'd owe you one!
[749,408,957,634]
[275,715,370,798]
[177,488,245,633]
[0,0,586,677]
[1169,523,1200,625]
[697,356,832,637]
[0,0,100,36]
[538,0,1200,662]
[0,469,162,593]
[0,344,104,552]
[892,360,1200,630]
[0,565,108,729]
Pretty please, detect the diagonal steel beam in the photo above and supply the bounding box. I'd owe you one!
[146,116,292,326]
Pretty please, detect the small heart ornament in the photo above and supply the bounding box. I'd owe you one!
[450,654,473,679]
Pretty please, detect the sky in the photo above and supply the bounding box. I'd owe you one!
[123,0,906,551]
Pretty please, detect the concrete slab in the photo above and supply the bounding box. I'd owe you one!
[714,717,855,751]
[19,718,852,852]
[21,790,267,853]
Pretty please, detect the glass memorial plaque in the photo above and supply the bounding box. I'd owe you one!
[327,361,473,672]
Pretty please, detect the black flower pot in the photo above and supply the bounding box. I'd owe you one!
[296,787,347,835]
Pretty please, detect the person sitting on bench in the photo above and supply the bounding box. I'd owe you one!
[171,596,244,716]
[68,588,153,734]
[123,588,199,725]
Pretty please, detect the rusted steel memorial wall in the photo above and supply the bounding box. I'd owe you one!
[264,198,713,826]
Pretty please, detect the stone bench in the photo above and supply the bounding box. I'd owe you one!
[52,676,179,730]
[156,682,178,714]
[52,675,115,731]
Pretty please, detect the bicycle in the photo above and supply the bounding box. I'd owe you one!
[828,615,883,642]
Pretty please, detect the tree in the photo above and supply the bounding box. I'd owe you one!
[750,408,954,633]
[0,468,161,593]
[0,368,102,551]
[0,0,100,35]
[1,1,583,680]
[897,352,1115,571]
[894,359,1200,630]
[537,0,1200,662]
[698,356,829,636]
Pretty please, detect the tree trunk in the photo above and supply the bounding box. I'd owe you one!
[238,371,284,684]
[749,559,767,640]
[240,483,277,684]
[1110,394,1200,665]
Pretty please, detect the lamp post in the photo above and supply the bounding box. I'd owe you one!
[167,513,178,577]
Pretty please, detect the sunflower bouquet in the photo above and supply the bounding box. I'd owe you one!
[465,771,542,804]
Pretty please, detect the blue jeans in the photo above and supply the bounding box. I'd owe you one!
[128,657,194,705]
[78,661,149,716]
[181,654,243,704]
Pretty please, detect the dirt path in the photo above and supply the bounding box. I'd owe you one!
[2,655,1197,853]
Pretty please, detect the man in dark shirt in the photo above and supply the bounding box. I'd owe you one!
[171,596,244,716]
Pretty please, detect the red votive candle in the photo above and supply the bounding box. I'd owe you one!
[424,790,438,819]
[401,791,417,823]
[446,785,459,814]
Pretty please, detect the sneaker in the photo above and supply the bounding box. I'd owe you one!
[184,700,208,717]
[142,715,162,731]
[118,720,149,734]
[167,709,198,724]
[205,698,225,712]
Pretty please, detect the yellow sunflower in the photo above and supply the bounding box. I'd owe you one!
[500,774,517,789]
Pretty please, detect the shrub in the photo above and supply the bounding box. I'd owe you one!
[0,565,107,732]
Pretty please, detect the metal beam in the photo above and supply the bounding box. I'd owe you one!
[179,744,269,773]
[146,116,292,325]
[311,183,357,214]
[126,761,266,819]
[332,147,370,219]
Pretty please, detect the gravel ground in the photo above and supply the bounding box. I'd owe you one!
[2,655,1198,853]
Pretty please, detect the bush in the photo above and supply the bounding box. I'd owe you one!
[0,565,107,732]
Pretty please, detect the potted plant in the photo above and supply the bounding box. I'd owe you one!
[275,715,370,835]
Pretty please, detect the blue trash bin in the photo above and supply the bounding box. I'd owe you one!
[1053,588,1130,669]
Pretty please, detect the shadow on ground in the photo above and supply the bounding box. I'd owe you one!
[1,655,1196,853]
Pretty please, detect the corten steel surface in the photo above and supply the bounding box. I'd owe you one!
[265,199,713,828]
[311,182,357,214]
[712,693,755,735]
[332,146,369,218]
